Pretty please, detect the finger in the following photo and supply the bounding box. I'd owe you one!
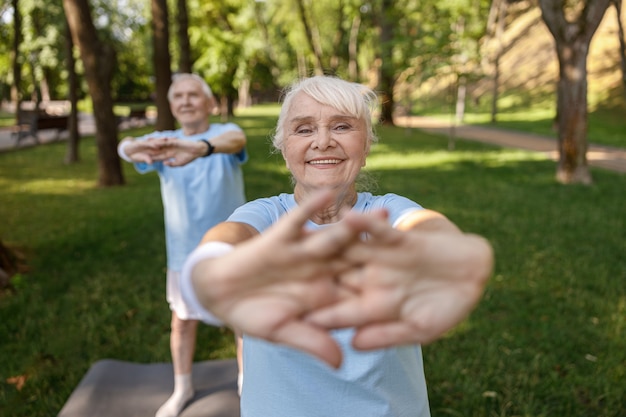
[274,189,337,238]
[268,320,344,368]
[351,322,424,350]
[352,289,484,350]
[305,295,377,329]
[298,220,365,260]
[342,210,402,245]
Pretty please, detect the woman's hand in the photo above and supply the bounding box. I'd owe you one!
[190,190,366,368]
[305,210,494,350]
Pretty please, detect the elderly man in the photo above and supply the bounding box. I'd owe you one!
[118,73,247,417]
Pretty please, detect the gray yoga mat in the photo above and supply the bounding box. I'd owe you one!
[57,359,240,417]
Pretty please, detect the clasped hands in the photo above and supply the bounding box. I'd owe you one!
[191,190,494,368]
[123,137,204,167]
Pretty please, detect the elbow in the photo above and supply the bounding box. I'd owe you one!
[468,235,494,287]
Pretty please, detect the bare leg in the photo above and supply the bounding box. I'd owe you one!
[235,330,243,395]
[155,312,198,417]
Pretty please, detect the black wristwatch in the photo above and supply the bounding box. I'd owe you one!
[199,139,215,157]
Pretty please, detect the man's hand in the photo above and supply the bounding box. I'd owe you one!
[150,138,208,167]
[122,137,207,166]
[122,137,165,164]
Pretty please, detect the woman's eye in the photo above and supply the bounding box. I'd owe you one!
[295,126,313,135]
[334,123,351,131]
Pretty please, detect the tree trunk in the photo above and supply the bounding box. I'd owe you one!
[488,0,508,123]
[63,0,124,187]
[151,0,176,131]
[376,0,395,126]
[612,0,626,99]
[348,14,361,82]
[176,0,192,73]
[539,0,612,185]
[11,0,22,121]
[555,41,591,184]
[64,18,80,164]
[329,0,345,72]
[294,0,324,75]
[253,1,281,80]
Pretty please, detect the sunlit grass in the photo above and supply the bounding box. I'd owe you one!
[3,178,95,195]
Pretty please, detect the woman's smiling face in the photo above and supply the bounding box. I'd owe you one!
[282,92,370,193]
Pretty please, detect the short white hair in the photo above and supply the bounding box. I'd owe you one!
[167,73,213,101]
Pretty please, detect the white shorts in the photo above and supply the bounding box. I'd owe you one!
[166,269,221,326]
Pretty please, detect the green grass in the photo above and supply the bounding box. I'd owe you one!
[414,92,626,149]
[1,109,625,416]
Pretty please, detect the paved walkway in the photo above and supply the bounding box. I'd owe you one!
[2,113,624,174]
[396,116,626,174]
[0,113,151,152]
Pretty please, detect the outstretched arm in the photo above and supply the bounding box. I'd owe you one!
[118,130,247,167]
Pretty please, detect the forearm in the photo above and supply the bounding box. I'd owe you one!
[180,221,258,322]
[208,130,246,154]
[117,137,134,162]
[396,209,461,234]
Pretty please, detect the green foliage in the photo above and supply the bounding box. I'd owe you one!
[1,109,624,416]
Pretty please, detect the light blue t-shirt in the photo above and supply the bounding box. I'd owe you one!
[134,123,247,271]
[227,192,431,417]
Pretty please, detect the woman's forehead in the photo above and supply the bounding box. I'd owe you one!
[286,93,353,120]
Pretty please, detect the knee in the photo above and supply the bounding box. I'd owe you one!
[170,313,198,336]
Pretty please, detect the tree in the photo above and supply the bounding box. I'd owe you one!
[374,0,396,125]
[485,0,508,123]
[176,0,192,73]
[294,0,324,75]
[151,0,175,130]
[64,16,80,164]
[612,0,626,99]
[63,0,124,187]
[539,0,612,185]
[11,0,22,120]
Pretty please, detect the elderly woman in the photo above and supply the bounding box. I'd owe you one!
[181,76,493,416]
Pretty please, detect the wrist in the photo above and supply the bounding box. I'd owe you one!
[199,139,215,157]
[118,139,134,162]
[180,242,234,326]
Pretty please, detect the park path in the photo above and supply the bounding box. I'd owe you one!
[1,113,625,174]
[395,115,626,174]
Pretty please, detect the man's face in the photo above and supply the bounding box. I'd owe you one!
[169,79,214,127]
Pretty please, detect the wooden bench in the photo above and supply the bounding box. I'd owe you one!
[10,110,69,147]
[116,107,148,129]
[128,108,147,120]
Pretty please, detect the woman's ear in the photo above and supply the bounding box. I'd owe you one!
[362,141,371,167]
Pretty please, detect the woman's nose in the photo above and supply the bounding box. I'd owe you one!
[313,128,334,149]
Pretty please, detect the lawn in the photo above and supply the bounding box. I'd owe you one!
[0,107,624,417]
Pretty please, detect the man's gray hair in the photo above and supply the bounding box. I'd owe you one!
[272,76,379,152]
[167,73,213,101]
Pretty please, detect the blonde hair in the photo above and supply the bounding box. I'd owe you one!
[272,76,379,152]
